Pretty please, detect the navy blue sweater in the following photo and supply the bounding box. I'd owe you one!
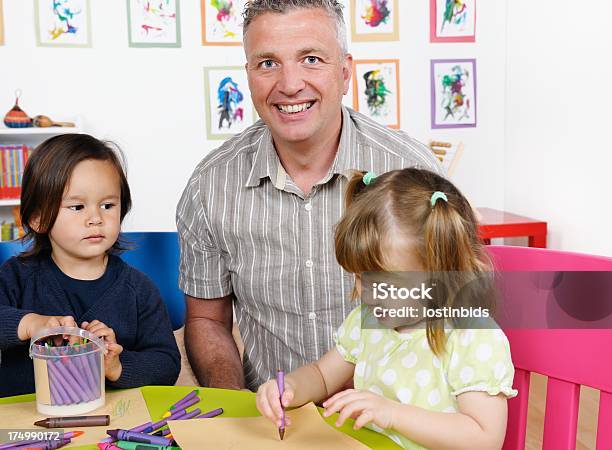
[0,254,180,398]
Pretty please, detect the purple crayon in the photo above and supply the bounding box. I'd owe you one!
[161,389,199,418]
[277,370,285,440]
[50,358,89,403]
[152,428,172,437]
[46,360,80,404]
[160,396,199,419]
[106,430,174,447]
[150,408,188,431]
[196,407,224,419]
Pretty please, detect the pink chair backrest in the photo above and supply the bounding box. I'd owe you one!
[487,246,612,450]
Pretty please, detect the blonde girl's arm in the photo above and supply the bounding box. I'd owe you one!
[391,391,507,450]
[256,348,355,426]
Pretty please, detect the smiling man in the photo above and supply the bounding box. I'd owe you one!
[176,0,443,391]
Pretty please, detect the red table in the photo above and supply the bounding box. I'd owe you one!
[476,207,548,248]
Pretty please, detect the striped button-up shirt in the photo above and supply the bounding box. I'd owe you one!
[176,106,443,390]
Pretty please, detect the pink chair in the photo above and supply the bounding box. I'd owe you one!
[487,245,612,450]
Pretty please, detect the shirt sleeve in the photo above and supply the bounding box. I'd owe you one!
[334,305,364,364]
[445,328,518,399]
[176,171,231,299]
[0,258,34,350]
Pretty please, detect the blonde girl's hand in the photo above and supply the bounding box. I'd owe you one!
[322,389,400,431]
[81,320,123,381]
[256,378,295,428]
[17,313,77,341]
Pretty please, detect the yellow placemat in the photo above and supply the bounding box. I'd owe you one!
[168,402,370,449]
[0,388,151,448]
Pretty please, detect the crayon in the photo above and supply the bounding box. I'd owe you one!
[106,430,173,447]
[115,442,181,450]
[97,444,122,450]
[35,415,109,428]
[277,370,285,440]
[160,396,199,419]
[196,407,223,419]
[162,389,198,416]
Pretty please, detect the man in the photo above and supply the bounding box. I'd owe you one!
[176,0,443,391]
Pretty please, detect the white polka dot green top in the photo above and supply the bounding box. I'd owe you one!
[335,305,518,449]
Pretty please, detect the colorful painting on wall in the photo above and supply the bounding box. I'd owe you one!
[127,0,181,48]
[353,59,400,129]
[35,0,91,47]
[430,0,476,43]
[350,0,399,42]
[201,0,247,46]
[431,59,477,128]
[204,66,257,139]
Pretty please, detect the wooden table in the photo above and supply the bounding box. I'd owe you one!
[477,207,548,248]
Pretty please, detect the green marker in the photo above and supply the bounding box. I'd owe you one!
[115,441,181,450]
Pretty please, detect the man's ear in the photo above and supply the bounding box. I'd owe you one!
[343,53,353,95]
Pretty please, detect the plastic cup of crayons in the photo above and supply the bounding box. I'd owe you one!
[29,327,106,416]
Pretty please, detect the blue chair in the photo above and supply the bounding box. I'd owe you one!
[0,240,28,264]
[120,232,185,330]
[0,232,185,330]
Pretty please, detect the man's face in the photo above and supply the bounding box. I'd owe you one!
[244,8,352,146]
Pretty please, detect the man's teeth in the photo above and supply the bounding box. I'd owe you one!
[277,102,313,114]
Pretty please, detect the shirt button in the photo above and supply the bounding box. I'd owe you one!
[304,203,312,211]
[305,259,313,268]
[308,312,317,320]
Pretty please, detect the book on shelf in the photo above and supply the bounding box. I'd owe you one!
[0,144,32,199]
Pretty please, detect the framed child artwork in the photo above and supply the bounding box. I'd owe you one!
[430,0,476,43]
[430,59,477,129]
[35,0,92,47]
[200,0,247,46]
[127,0,181,48]
[350,0,399,42]
[352,59,400,129]
[204,66,257,140]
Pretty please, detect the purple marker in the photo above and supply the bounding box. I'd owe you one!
[277,370,285,440]
[196,407,224,419]
[106,429,174,446]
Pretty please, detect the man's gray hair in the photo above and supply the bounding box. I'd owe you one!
[243,0,348,55]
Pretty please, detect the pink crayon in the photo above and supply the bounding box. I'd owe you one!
[97,443,122,450]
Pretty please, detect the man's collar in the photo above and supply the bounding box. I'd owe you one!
[244,106,357,189]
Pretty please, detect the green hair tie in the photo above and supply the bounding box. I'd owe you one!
[430,191,448,207]
[363,172,376,185]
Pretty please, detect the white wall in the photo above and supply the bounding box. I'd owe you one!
[504,0,612,256]
[0,0,507,232]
